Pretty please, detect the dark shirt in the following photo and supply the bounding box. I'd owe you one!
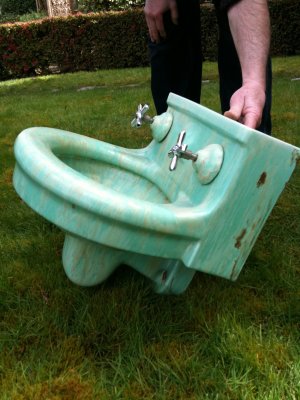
[214,0,240,10]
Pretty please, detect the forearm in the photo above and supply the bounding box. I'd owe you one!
[227,0,270,90]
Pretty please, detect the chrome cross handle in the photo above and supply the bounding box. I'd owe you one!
[131,104,154,128]
[168,130,198,171]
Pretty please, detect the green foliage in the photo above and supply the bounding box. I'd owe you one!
[0,11,150,80]
[269,0,300,56]
[201,0,300,61]
[0,0,298,81]
[76,0,209,11]
[77,0,144,12]
[18,11,47,22]
[0,0,36,15]
[201,4,218,61]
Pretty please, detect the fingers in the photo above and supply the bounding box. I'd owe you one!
[225,105,261,129]
[145,13,165,43]
[144,0,178,43]
[169,0,179,26]
[224,83,265,130]
[243,113,261,130]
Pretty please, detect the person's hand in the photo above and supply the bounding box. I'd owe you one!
[144,0,178,43]
[224,80,266,129]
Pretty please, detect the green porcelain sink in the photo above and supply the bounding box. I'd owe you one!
[13,93,300,294]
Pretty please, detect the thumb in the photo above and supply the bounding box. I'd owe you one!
[224,109,240,122]
[224,95,244,122]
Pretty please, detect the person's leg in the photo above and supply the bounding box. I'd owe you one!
[216,9,272,134]
[148,0,202,114]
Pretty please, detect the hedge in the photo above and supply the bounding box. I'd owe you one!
[77,0,145,12]
[0,0,299,81]
[0,11,149,80]
[269,0,300,56]
[0,0,36,15]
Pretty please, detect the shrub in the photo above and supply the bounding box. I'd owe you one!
[269,0,300,56]
[0,0,298,81]
[76,0,213,12]
[0,11,149,80]
[0,0,36,15]
[77,0,144,12]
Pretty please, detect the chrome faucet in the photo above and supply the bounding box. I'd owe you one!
[131,104,154,128]
[168,130,198,171]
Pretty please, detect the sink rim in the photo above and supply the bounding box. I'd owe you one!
[14,127,206,237]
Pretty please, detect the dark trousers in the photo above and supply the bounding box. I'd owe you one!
[149,0,202,115]
[148,1,272,135]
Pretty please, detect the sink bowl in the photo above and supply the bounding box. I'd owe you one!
[13,93,300,293]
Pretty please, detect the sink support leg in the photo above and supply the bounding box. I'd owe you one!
[127,254,196,295]
[62,234,122,286]
[62,234,196,294]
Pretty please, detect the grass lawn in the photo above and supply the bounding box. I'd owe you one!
[0,56,299,399]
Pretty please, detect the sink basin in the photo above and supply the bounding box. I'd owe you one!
[13,93,300,293]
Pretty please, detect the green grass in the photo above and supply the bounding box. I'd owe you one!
[0,56,299,399]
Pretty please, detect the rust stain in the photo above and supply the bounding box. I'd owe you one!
[257,172,267,187]
[235,228,247,249]
[251,217,262,233]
